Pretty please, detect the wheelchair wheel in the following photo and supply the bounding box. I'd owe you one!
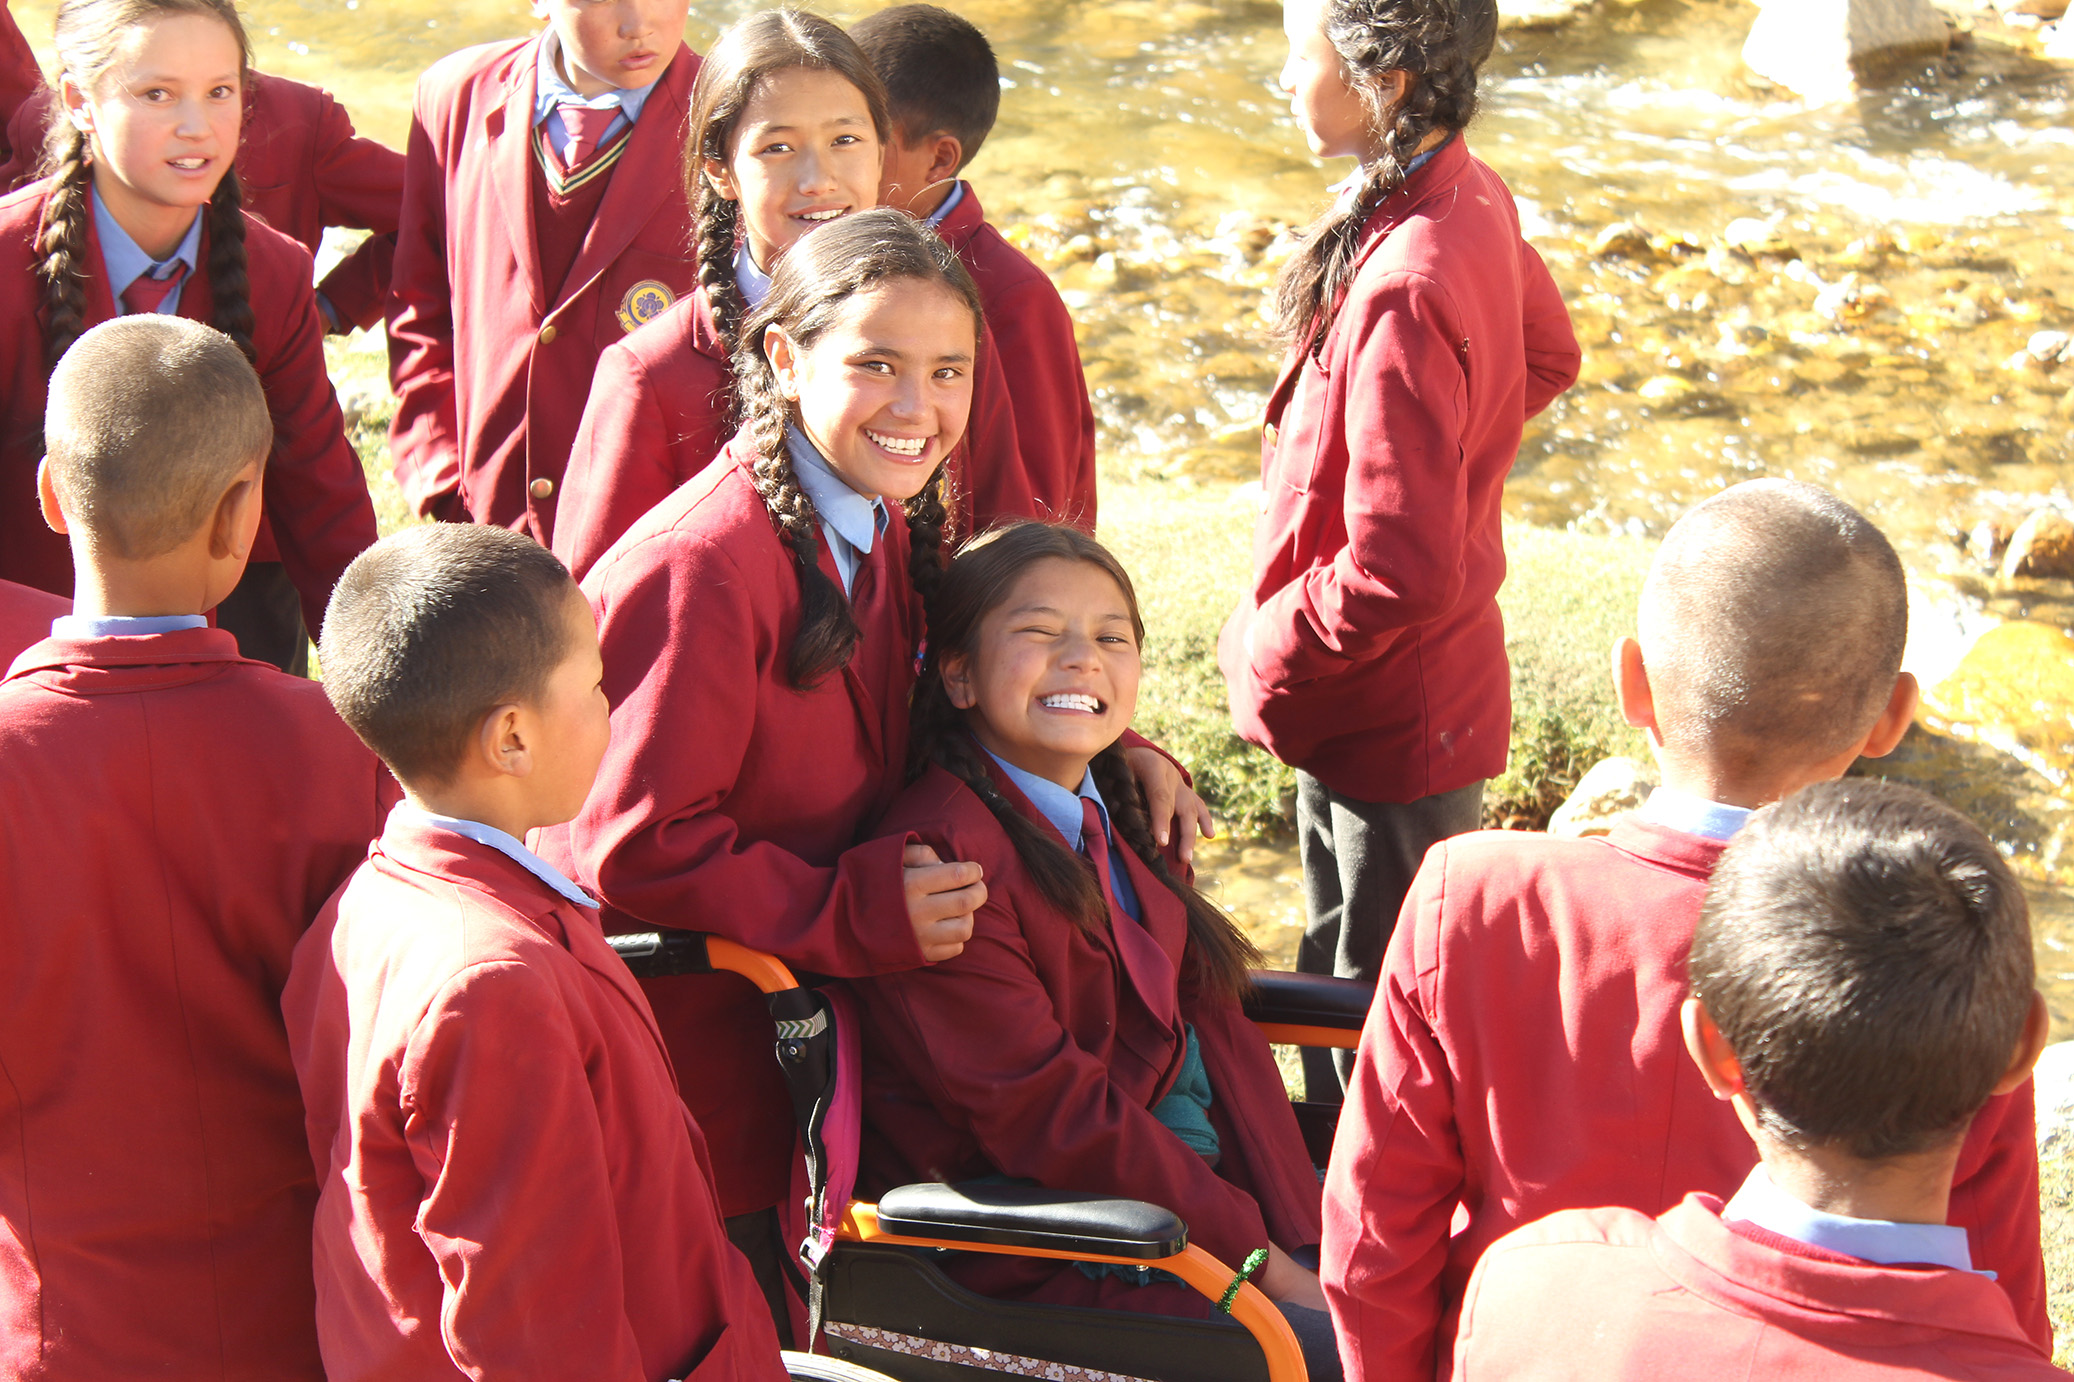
[784,1349,902,1382]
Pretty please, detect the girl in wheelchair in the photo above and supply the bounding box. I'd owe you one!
[849,521,1341,1377]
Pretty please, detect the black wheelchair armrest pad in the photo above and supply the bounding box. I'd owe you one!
[1242,969,1375,1030]
[874,1182,1188,1260]
[606,931,712,978]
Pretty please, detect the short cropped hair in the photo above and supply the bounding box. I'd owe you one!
[849,4,1000,168]
[1691,779,2033,1161]
[1639,480,1906,771]
[43,316,272,559]
[319,526,578,786]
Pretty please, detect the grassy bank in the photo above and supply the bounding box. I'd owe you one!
[1100,481,1651,839]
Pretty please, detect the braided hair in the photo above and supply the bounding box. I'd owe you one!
[1271,0,1497,351]
[732,206,977,689]
[686,9,891,361]
[910,521,1261,1003]
[36,0,258,368]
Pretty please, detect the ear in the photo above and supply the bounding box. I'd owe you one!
[1681,997,1745,1101]
[1990,991,2052,1097]
[940,651,977,711]
[475,702,534,780]
[1855,672,1919,761]
[36,458,70,536]
[1613,636,1659,739]
[703,154,741,203]
[59,72,91,132]
[1380,69,1412,110]
[206,462,264,562]
[764,323,800,401]
[921,132,964,188]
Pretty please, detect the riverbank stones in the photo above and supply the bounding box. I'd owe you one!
[1547,757,1658,838]
[2001,510,2074,580]
[1743,0,1953,102]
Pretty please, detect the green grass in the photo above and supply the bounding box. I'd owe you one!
[322,328,413,537]
[2048,1141,2074,1366]
[1099,483,1653,838]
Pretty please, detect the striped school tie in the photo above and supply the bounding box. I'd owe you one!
[120,261,187,316]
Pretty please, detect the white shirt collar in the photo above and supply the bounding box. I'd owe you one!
[51,613,209,640]
[396,804,598,910]
[1721,1165,1982,1275]
[1640,783,1752,842]
[734,239,773,309]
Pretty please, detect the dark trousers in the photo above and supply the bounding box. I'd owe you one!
[1296,772,1483,1099]
[213,560,310,676]
[726,1207,799,1350]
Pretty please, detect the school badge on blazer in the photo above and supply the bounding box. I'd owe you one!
[616,280,676,334]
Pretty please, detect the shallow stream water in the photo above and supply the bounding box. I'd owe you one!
[16,0,2074,1017]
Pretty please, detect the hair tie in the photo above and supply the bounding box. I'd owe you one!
[1216,1248,1270,1314]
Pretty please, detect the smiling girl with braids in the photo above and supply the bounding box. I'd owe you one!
[0,0,375,672]
[1219,0,1580,1093]
[849,519,1340,1377]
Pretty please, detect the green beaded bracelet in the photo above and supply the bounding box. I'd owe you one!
[1216,1248,1271,1314]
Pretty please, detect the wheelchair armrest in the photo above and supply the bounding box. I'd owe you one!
[1243,969,1374,1032]
[874,1182,1187,1261]
[607,931,713,978]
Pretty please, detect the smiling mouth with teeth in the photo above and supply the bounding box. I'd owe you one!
[1039,693,1103,714]
[865,428,927,458]
[797,209,846,222]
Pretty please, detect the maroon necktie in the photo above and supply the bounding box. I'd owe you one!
[120,261,187,316]
[1081,796,1179,1030]
[557,103,619,171]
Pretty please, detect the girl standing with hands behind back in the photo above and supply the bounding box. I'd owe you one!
[1219,0,1579,1094]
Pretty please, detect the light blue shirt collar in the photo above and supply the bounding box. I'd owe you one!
[1722,1166,1982,1275]
[734,239,773,310]
[785,425,888,597]
[92,187,203,313]
[533,29,657,127]
[985,747,1108,850]
[1641,784,1753,842]
[396,804,598,911]
[51,613,208,639]
[925,180,966,229]
[1329,132,1453,208]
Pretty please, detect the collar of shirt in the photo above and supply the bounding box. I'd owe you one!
[92,186,203,307]
[925,180,967,229]
[1329,130,1455,209]
[985,747,1110,851]
[1721,1166,1981,1275]
[734,239,773,310]
[533,29,656,128]
[785,424,888,595]
[1640,783,1752,842]
[395,804,599,911]
[51,612,209,640]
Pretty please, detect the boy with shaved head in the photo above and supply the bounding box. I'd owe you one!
[1318,480,2048,1382]
[0,316,389,1379]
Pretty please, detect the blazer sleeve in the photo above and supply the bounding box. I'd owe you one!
[555,342,728,582]
[305,85,405,332]
[401,961,651,1382]
[949,318,1039,539]
[384,81,462,516]
[1947,1083,2051,1351]
[864,873,1275,1267]
[987,275,1096,529]
[0,86,48,189]
[253,248,379,634]
[1245,270,1472,692]
[1320,847,1466,1382]
[568,534,924,978]
[0,9,39,161]
[1518,239,1580,419]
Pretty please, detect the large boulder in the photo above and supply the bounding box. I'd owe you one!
[1744,0,1952,103]
[1547,757,1659,838]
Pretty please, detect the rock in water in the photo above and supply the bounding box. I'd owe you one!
[2001,509,2074,580]
[1498,0,1597,27]
[2037,1042,2074,1154]
[1547,757,1658,838]
[1743,0,1951,103]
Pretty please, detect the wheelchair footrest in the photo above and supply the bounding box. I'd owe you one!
[874,1183,1186,1260]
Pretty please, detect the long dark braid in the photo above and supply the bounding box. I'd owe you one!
[36,0,258,367]
[911,520,1261,1003]
[1271,0,1497,351]
[732,207,981,689]
[685,9,892,360]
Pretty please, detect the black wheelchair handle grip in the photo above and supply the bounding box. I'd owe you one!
[607,930,713,978]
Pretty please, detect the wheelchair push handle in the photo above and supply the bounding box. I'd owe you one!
[607,931,801,994]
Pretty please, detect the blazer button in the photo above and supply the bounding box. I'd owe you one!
[529,477,554,499]
[538,324,557,345]
[1264,423,1279,449]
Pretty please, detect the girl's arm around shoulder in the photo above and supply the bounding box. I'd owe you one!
[571,524,927,977]
[398,958,654,1381]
